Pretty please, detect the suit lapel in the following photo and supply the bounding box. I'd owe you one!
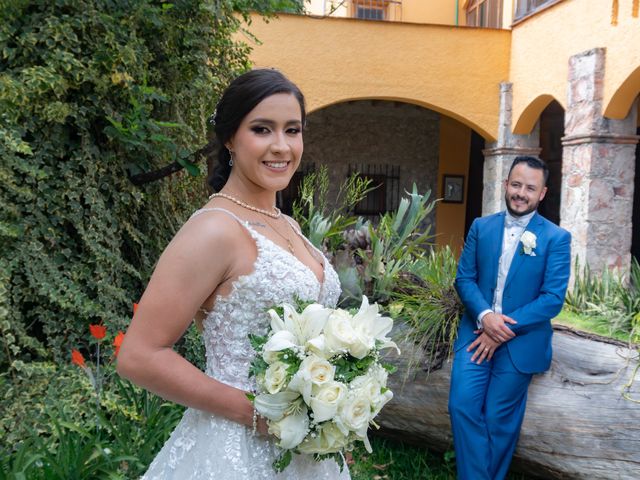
[490,212,506,289]
[504,212,544,288]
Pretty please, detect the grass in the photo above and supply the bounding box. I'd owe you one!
[349,437,455,480]
[553,308,635,343]
[349,436,531,480]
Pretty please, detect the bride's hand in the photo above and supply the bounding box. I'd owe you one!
[256,415,270,437]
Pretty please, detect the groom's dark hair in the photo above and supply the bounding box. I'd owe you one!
[509,156,549,185]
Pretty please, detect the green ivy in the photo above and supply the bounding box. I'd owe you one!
[0,0,303,368]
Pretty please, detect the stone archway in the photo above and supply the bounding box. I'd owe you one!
[280,99,481,252]
[300,100,440,224]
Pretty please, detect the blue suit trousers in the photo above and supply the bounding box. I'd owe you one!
[448,342,533,480]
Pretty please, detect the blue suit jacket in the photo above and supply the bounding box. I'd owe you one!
[454,211,571,374]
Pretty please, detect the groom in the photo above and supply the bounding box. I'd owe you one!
[448,156,571,479]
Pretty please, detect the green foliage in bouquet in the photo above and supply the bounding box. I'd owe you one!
[0,0,302,369]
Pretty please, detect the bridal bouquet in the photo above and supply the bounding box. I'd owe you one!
[247,296,400,472]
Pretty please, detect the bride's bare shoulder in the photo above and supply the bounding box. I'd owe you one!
[156,209,248,265]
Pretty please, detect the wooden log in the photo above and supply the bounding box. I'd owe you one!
[377,325,640,479]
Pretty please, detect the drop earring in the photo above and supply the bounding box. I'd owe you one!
[228,150,234,167]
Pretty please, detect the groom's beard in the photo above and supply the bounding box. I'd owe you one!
[505,193,540,217]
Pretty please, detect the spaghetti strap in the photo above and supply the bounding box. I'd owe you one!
[190,207,248,229]
[190,207,260,248]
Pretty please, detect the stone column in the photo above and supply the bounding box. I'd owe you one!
[561,48,639,275]
[482,83,541,215]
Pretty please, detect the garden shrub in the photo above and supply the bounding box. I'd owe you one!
[0,0,302,368]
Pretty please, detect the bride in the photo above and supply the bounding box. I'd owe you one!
[117,69,351,479]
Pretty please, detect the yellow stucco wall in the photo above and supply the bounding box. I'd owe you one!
[510,0,640,133]
[436,116,471,254]
[401,0,458,25]
[245,13,510,140]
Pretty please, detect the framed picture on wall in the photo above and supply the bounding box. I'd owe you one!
[442,175,465,203]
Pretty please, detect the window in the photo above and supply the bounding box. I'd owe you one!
[349,164,400,220]
[466,0,503,28]
[356,6,385,20]
[351,0,400,22]
[514,0,559,21]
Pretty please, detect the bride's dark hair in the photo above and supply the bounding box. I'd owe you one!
[208,69,306,192]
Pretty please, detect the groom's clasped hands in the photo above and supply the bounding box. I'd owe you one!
[467,313,517,364]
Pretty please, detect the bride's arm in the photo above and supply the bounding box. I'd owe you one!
[116,213,260,430]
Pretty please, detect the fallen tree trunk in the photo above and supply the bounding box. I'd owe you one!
[377,325,640,479]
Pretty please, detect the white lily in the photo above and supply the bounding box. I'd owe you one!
[351,296,400,354]
[268,303,331,347]
[254,390,301,421]
[268,406,310,449]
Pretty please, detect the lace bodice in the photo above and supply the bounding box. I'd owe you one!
[199,208,341,390]
[141,208,348,480]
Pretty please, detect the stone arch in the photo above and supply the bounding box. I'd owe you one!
[512,94,561,135]
[307,96,495,141]
[292,99,477,252]
[604,65,640,119]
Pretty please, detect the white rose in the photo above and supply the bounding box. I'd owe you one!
[335,390,371,439]
[324,310,359,355]
[349,332,374,360]
[306,333,329,359]
[268,407,310,449]
[297,422,349,455]
[288,355,335,404]
[520,231,537,256]
[371,388,393,418]
[356,366,393,417]
[310,381,347,423]
[350,373,383,409]
[263,361,289,394]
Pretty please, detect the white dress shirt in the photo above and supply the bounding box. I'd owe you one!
[477,210,536,328]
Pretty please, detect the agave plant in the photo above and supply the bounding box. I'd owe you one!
[362,184,435,303]
[390,246,463,374]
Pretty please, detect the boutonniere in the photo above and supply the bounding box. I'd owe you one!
[520,231,537,256]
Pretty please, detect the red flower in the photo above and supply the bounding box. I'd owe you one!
[89,324,107,340]
[71,349,86,368]
[133,303,139,315]
[113,331,125,357]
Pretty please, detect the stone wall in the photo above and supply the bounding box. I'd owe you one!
[301,100,440,228]
[561,48,639,275]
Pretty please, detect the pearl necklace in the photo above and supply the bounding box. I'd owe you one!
[209,192,281,219]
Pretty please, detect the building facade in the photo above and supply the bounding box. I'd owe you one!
[246,0,640,274]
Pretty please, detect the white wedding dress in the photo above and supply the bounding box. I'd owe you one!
[141,208,351,480]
